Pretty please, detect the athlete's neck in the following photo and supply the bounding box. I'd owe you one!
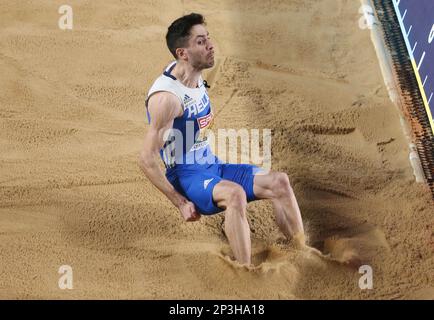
[171,61,201,89]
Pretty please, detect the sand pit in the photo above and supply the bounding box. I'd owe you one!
[0,0,433,299]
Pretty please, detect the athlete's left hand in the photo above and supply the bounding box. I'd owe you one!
[178,199,201,222]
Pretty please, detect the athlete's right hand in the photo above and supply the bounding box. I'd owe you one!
[178,199,201,222]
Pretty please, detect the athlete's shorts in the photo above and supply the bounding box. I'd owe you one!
[166,163,264,215]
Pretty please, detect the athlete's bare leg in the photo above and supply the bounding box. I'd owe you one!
[253,171,306,248]
[213,180,251,266]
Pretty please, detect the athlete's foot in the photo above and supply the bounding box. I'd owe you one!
[291,232,307,249]
[290,232,327,258]
[303,245,326,258]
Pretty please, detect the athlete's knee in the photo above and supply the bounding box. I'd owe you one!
[272,172,293,198]
[226,184,247,214]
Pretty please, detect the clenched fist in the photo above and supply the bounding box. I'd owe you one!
[178,199,201,222]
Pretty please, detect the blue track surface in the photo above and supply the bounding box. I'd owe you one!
[393,0,434,131]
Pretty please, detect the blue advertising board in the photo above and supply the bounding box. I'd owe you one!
[393,0,434,134]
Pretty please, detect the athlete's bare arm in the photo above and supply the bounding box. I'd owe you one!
[139,92,200,222]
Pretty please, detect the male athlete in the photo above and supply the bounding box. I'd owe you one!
[139,13,308,266]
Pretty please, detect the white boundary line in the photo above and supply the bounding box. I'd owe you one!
[423,75,428,87]
[417,51,426,70]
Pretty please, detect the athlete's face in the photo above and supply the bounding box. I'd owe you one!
[182,24,214,69]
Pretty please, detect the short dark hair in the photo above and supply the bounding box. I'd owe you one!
[166,13,205,59]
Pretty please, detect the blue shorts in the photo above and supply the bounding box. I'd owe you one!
[166,163,263,215]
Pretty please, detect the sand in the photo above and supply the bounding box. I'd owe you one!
[0,0,433,299]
